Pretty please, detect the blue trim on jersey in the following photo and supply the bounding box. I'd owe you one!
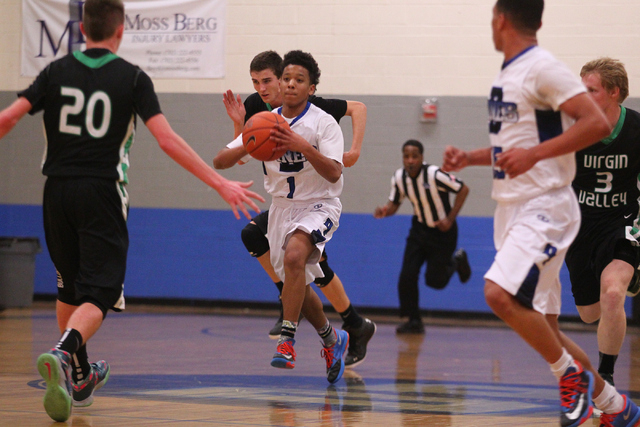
[276,102,311,127]
[502,45,537,70]
[535,110,563,143]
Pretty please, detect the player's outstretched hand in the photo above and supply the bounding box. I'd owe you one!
[494,147,535,179]
[217,179,265,220]
[442,146,468,172]
[222,90,246,127]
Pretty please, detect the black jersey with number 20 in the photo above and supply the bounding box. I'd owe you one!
[19,48,162,183]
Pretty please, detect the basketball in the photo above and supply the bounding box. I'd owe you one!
[242,111,290,161]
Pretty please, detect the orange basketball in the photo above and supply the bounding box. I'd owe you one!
[242,111,290,161]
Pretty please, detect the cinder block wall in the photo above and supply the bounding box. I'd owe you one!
[2,0,639,315]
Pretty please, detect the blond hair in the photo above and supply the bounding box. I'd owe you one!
[581,57,629,104]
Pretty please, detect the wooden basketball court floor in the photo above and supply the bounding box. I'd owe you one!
[2,302,640,426]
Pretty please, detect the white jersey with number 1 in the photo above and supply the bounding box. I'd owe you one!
[228,104,344,202]
[268,104,343,201]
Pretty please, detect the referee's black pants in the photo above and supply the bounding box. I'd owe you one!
[397,216,457,320]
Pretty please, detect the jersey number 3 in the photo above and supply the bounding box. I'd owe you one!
[59,87,112,138]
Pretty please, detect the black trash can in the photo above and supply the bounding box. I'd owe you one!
[0,237,42,309]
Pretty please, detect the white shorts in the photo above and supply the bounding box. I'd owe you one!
[267,197,341,285]
[484,186,580,315]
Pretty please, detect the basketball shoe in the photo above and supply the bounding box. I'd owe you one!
[454,248,471,283]
[271,339,296,369]
[560,361,594,427]
[599,395,640,427]
[396,318,425,334]
[343,318,376,368]
[37,348,73,422]
[321,329,349,384]
[269,312,284,340]
[72,360,110,407]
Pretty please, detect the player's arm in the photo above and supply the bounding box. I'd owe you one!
[374,200,400,219]
[434,183,469,232]
[0,98,32,139]
[222,89,245,138]
[442,146,492,172]
[145,113,264,219]
[342,101,367,167]
[213,143,248,170]
[495,92,610,178]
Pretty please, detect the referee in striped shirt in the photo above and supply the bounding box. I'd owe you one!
[374,139,471,334]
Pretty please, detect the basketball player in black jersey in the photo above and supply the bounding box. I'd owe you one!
[0,0,263,421]
[566,57,640,388]
[213,51,376,368]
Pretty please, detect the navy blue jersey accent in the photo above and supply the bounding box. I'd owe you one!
[535,110,563,143]
[279,162,304,173]
[515,265,539,309]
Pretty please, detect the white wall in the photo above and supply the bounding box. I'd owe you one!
[1,0,639,97]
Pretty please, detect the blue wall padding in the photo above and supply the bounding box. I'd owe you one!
[1,204,631,317]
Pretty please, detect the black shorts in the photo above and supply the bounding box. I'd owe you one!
[43,177,129,314]
[566,216,639,306]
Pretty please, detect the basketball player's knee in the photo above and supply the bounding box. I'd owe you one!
[241,222,269,257]
[579,312,600,324]
[283,248,307,272]
[577,305,600,324]
[77,296,110,319]
[314,259,335,288]
[425,271,448,290]
[484,281,513,315]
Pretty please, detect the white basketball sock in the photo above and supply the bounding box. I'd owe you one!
[550,348,575,380]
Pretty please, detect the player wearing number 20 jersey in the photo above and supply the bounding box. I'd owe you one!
[19,49,162,182]
[18,48,162,313]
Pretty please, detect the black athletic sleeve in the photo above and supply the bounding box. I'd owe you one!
[17,65,51,115]
[309,96,348,123]
[243,92,269,123]
[132,69,162,123]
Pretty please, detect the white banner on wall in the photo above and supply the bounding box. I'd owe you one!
[21,0,226,79]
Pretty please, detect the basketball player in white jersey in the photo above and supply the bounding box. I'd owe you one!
[215,51,376,370]
[222,50,349,384]
[442,1,639,426]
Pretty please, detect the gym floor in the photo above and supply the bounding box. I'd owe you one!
[2,302,639,426]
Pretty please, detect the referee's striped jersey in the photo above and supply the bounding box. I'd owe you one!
[388,163,464,228]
